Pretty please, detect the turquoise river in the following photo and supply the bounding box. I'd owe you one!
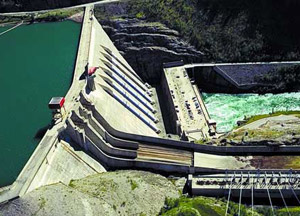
[203,92,300,133]
[0,21,80,186]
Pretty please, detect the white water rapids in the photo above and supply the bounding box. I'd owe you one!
[203,92,300,133]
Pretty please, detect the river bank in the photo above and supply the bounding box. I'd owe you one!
[0,8,83,27]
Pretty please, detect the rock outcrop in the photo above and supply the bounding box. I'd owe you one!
[100,18,203,84]
[95,3,203,84]
[219,115,300,146]
[0,170,180,216]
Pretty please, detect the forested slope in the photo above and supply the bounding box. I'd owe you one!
[126,0,300,62]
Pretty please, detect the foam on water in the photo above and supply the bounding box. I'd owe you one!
[203,92,300,133]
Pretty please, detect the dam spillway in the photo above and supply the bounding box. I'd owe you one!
[1,5,300,207]
[0,20,80,186]
[0,7,251,204]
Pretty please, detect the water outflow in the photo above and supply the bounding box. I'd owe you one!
[203,92,300,133]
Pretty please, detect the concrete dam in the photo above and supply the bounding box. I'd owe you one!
[1,5,300,207]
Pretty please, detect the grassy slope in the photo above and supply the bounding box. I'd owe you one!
[242,111,300,126]
[161,196,300,216]
[35,8,82,22]
[0,8,82,25]
[160,196,261,216]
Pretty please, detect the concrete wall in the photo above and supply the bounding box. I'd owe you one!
[159,71,179,134]
[88,102,191,149]
[66,113,137,159]
[190,67,238,93]
[78,101,139,150]
[65,115,196,174]
[104,131,139,150]
[87,138,194,173]
[84,124,137,159]
[188,66,272,93]
[81,97,300,156]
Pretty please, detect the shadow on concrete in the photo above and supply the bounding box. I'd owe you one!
[79,72,86,80]
[34,124,50,140]
[61,134,110,171]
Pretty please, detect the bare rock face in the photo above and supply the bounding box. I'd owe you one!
[0,170,179,216]
[95,3,203,84]
[101,19,203,84]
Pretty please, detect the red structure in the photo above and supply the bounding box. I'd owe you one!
[88,67,99,76]
[48,97,66,120]
[48,97,65,110]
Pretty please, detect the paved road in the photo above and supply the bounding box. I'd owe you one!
[0,0,121,16]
